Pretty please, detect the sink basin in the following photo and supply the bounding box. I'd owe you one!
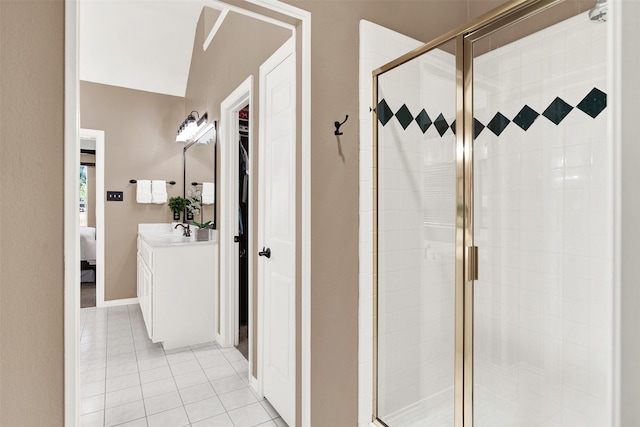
[138,223,215,247]
[140,232,194,245]
[164,235,193,243]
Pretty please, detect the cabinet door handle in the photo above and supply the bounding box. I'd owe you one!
[258,247,271,258]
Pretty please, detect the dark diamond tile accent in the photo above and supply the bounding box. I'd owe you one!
[395,104,414,130]
[486,112,511,136]
[377,99,394,126]
[542,97,574,125]
[378,89,606,138]
[474,118,485,138]
[577,87,607,118]
[415,109,432,133]
[433,113,449,137]
[513,105,540,131]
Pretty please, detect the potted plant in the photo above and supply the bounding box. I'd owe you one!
[168,196,187,221]
[186,187,201,222]
[193,220,212,241]
[187,187,212,240]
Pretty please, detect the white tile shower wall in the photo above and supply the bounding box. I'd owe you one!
[472,12,611,427]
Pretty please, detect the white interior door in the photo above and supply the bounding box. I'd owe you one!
[259,38,296,426]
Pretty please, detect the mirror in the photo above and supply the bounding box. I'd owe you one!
[184,128,217,228]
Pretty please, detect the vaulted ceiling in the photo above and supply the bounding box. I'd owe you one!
[79,0,209,97]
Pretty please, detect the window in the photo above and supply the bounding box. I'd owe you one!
[79,165,88,226]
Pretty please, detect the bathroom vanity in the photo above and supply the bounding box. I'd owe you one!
[137,223,217,350]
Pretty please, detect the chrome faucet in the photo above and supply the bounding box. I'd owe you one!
[174,223,191,237]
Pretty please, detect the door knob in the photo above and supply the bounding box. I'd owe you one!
[258,247,271,258]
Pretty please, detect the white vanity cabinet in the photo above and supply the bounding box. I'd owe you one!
[136,240,154,339]
[136,228,217,350]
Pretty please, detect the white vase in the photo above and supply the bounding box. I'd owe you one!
[196,228,209,241]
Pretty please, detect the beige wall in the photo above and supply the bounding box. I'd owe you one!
[0,0,65,425]
[80,82,185,301]
[184,9,291,374]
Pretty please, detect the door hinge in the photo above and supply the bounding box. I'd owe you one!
[468,246,478,281]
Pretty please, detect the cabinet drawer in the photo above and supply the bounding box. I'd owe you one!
[138,237,153,268]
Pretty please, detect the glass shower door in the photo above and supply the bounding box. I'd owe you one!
[471,6,612,427]
[375,39,458,427]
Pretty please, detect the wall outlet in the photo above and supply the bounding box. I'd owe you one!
[107,191,123,201]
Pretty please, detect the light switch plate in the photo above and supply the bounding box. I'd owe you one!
[107,191,123,201]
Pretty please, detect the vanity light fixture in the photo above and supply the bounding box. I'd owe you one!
[176,111,208,143]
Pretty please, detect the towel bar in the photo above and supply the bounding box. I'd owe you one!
[129,179,176,185]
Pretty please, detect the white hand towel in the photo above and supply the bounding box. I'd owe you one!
[201,182,215,205]
[136,180,152,203]
[151,180,168,204]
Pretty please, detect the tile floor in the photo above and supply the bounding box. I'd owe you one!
[80,304,287,427]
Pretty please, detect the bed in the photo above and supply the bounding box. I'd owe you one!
[80,226,96,283]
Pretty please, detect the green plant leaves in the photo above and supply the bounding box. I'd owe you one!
[168,196,188,213]
[193,220,212,229]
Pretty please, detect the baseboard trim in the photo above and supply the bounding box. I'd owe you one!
[103,297,139,307]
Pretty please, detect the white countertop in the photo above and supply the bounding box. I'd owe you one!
[138,223,218,247]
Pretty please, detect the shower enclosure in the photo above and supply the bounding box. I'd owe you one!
[372,0,612,426]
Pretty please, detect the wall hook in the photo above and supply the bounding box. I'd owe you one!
[334,115,349,136]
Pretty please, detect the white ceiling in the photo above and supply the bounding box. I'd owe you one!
[80,0,210,97]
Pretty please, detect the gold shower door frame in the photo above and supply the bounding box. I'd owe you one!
[371,0,563,426]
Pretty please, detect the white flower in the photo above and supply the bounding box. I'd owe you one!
[188,187,202,198]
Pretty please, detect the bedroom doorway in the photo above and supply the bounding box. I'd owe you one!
[79,146,95,307]
[79,128,105,308]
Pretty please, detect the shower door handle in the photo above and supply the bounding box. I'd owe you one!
[468,246,478,281]
[258,247,271,259]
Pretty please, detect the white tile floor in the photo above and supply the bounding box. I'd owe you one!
[80,304,287,427]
